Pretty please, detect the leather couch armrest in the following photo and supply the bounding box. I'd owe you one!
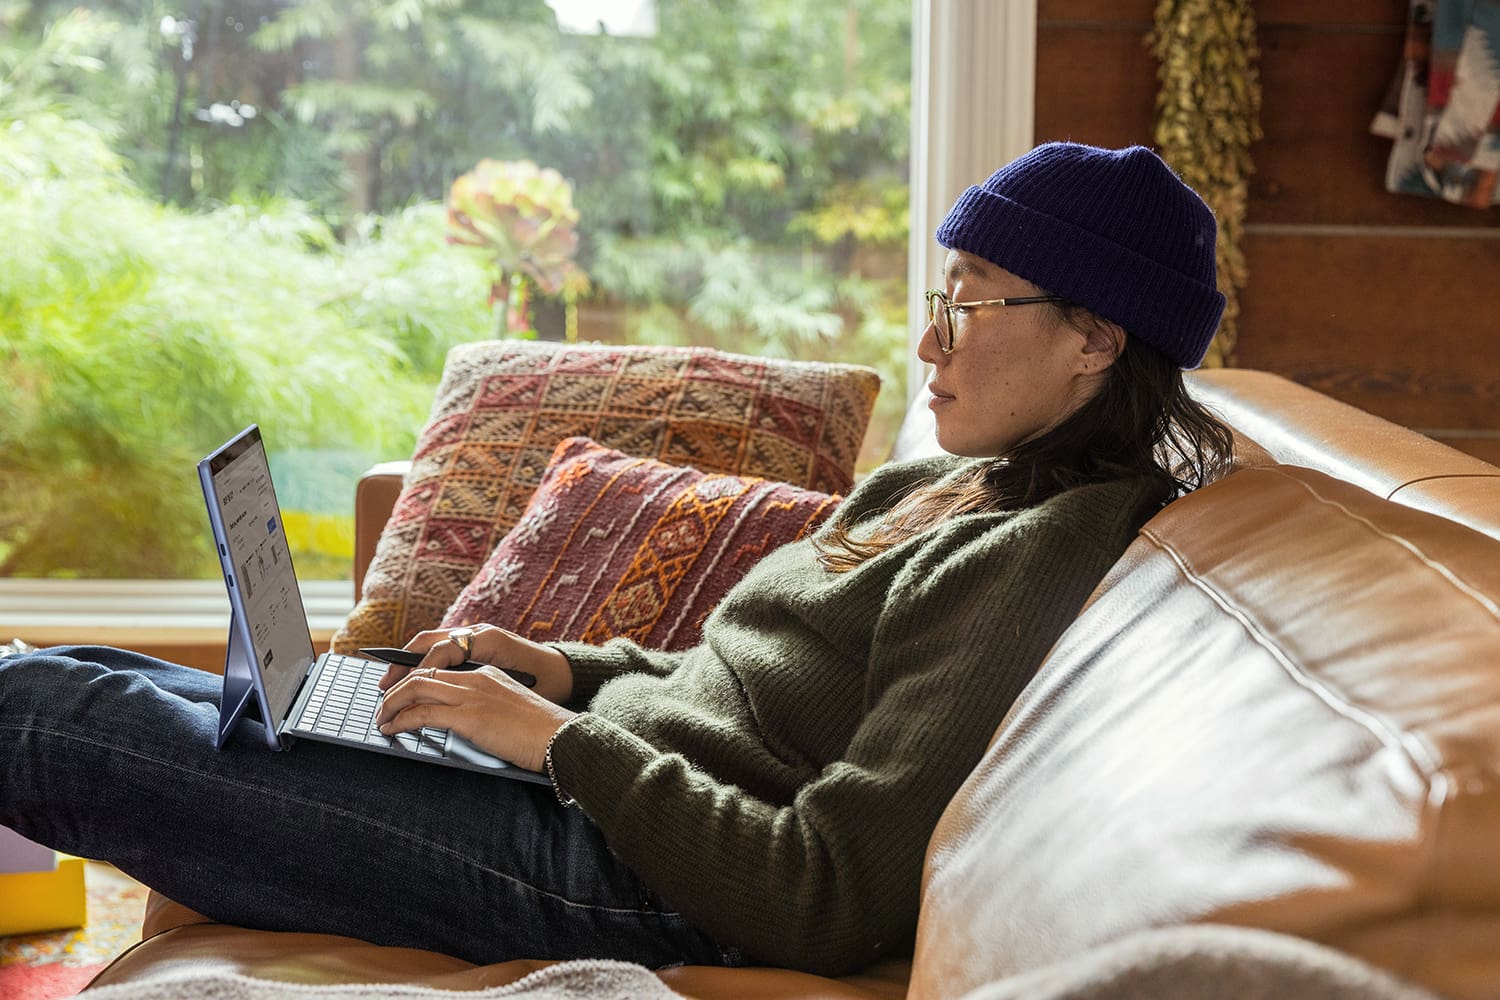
[354,461,409,600]
[141,890,215,938]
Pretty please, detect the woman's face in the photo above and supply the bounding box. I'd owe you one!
[918,250,1108,458]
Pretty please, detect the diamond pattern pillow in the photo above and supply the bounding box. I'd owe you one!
[441,437,842,650]
[331,341,879,652]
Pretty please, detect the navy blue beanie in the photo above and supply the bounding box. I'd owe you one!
[935,142,1225,369]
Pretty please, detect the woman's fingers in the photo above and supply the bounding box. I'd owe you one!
[376,697,455,737]
[406,629,465,664]
[374,665,501,732]
[380,664,465,708]
[375,667,464,730]
[374,664,576,772]
[377,628,480,690]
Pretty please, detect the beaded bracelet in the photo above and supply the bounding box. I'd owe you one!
[544,716,581,808]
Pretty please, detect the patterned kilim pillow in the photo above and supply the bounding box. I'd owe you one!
[331,341,880,652]
[441,437,842,650]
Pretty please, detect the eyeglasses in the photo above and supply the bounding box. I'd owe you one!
[924,288,1065,354]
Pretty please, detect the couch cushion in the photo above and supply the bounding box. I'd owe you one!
[331,342,879,652]
[910,465,1500,1000]
[441,437,841,650]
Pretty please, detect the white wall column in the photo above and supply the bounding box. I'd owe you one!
[908,0,1037,400]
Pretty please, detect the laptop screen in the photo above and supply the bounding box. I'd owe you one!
[202,426,316,726]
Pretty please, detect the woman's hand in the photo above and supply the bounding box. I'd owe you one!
[377,624,573,703]
[373,625,577,773]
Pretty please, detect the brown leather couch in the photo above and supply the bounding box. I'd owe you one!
[88,369,1500,998]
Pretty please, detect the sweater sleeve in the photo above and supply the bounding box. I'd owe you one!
[545,480,1149,975]
[548,638,689,708]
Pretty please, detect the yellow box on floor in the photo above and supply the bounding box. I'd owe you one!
[0,855,86,936]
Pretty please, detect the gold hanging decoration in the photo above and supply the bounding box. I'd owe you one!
[1148,0,1262,368]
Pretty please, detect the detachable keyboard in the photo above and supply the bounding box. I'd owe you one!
[296,653,451,757]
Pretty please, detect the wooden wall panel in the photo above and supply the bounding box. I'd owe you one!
[1038,0,1150,20]
[1043,0,1407,23]
[1237,234,1500,428]
[1254,23,1500,227]
[1033,22,1154,147]
[1446,438,1500,466]
[1034,0,1500,467]
[1457,439,1500,465]
[1255,0,1408,27]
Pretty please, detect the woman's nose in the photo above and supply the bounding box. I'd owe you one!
[916,314,942,365]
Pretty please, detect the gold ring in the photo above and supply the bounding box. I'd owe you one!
[448,626,475,660]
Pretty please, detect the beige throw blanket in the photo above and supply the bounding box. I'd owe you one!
[83,961,684,1000]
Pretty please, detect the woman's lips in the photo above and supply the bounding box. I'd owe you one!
[927,384,954,405]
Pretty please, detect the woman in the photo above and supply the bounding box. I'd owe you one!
[0,142,1233,976]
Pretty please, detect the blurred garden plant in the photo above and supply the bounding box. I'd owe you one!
[446,159,584,335]
[0,114,495,579]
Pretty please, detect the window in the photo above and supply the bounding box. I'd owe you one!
[0,0,913,583]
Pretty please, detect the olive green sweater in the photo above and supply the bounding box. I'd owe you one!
[548,456,1159,975]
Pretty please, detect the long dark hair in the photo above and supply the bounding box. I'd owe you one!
[814,301,1234,572]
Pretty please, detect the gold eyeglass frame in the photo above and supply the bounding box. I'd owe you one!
[924,288,1065,354]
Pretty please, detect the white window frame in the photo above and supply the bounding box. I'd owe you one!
[0,578,352,656]
[908,0,1037,401]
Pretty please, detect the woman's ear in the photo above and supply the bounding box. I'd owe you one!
[1077,316,1126,372]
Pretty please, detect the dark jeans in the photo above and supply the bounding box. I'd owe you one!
[0,647,739,969]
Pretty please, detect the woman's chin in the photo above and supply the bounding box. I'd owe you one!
[933,420,1005,459]
[932,427,982,459]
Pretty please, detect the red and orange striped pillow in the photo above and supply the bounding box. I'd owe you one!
[441,437,841,650]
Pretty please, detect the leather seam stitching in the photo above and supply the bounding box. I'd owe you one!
[1262,468,1500,622]
[1135,521,1450,929]
[1135,522,1443,777]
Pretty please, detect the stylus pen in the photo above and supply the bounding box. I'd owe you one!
[358,647,537,688]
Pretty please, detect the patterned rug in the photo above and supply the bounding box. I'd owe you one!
[0,862,149,1000]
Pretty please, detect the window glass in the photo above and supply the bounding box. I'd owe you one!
[0,0,911,581]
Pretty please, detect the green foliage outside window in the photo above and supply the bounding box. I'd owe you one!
[0,114,494,577]
[0,0,912,580]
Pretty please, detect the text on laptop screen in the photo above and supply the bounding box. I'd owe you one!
[209,433,316,722]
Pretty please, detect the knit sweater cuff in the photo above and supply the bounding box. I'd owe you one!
[548,640,632,707]
[543,710,659,827]
[549,639,686,708]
